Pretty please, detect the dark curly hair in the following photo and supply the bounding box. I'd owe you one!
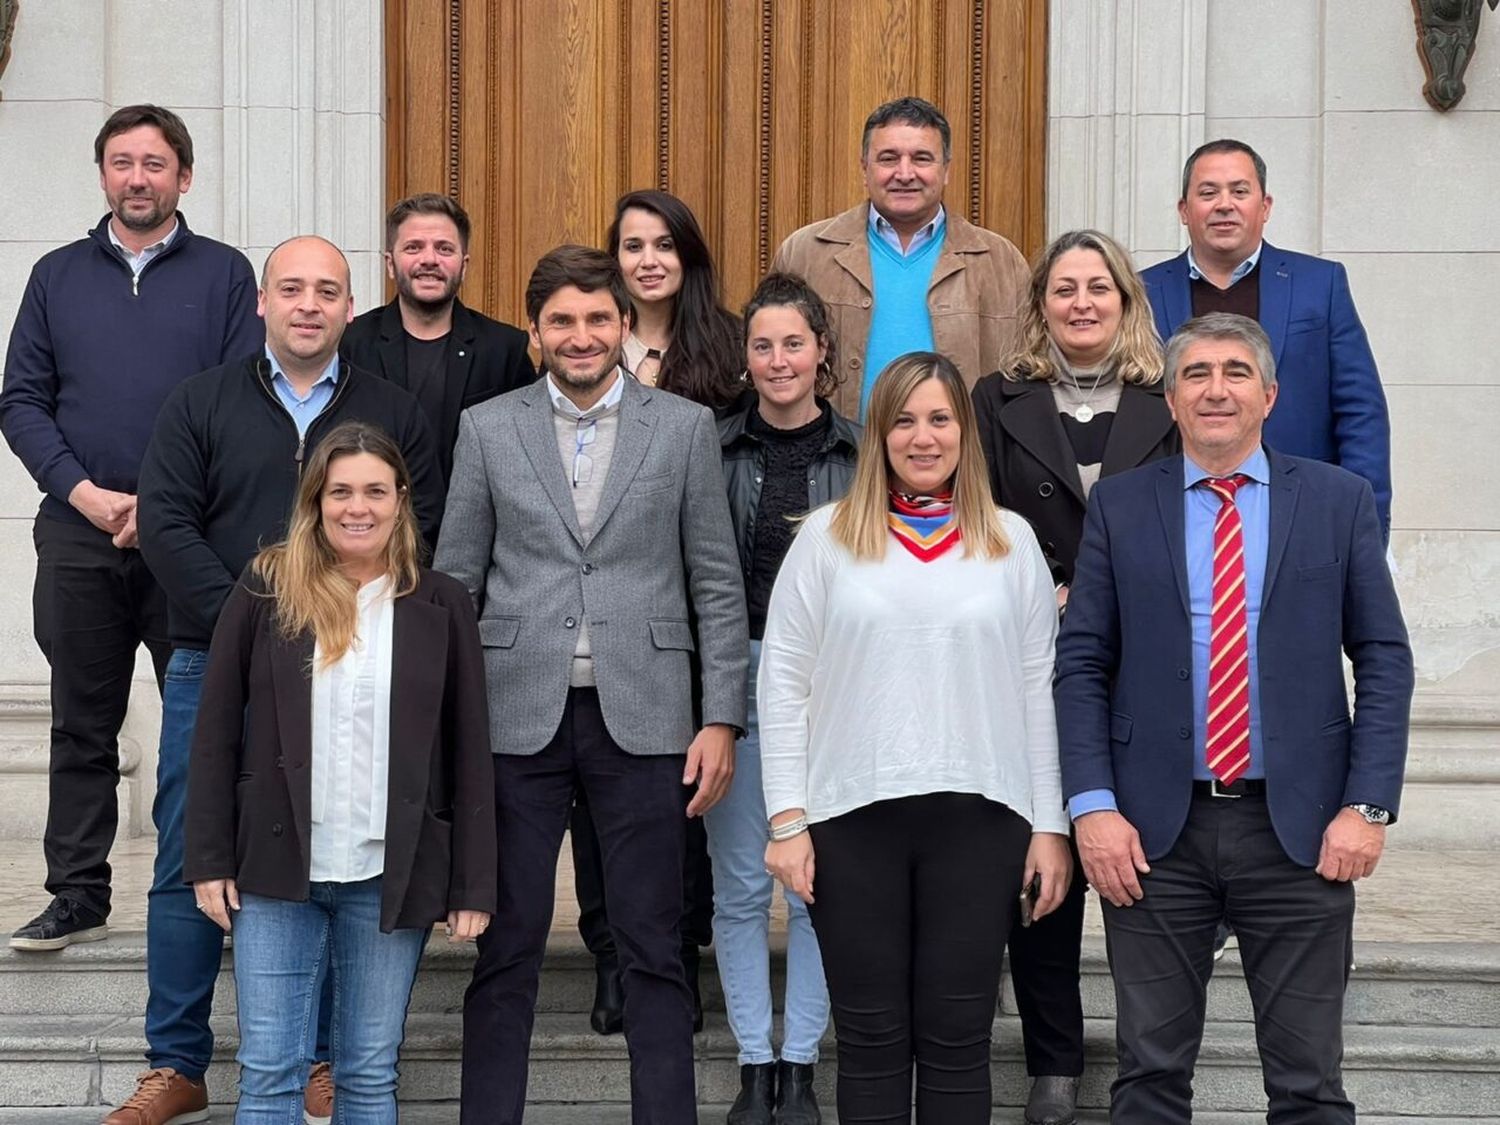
[741,272,842,399]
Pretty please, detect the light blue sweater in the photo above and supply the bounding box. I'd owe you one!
[862,227,943,416]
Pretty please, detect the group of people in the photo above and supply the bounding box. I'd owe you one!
[0,92,1410,1125]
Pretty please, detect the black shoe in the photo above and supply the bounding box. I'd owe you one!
[1213,920,1235,962]
[726,1062,775,1125]
[9,897,107,952]
[774,1060,821,1125]
[589,956,624,1035]
[683,946,704,1033]
[1024,1075,1079,1125]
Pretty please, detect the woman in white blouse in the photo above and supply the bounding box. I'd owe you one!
[760,352,1071,1125]
[185,422,494,1123]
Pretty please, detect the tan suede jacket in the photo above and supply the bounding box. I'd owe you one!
[771,201,1030,418]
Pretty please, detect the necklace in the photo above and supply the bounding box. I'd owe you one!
[1071,368,1107,423]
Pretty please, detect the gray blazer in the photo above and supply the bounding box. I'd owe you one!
[435,375,749,756]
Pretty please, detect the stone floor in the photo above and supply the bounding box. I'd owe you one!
[1,833,1494,942]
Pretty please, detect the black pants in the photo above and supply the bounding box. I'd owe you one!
[461,689,697,1125]
[1102,792,1355,1124]
[32,514,170,918]
[1006,831,1086,1076]
[808,792,1030,1125]
[571,787,714,957]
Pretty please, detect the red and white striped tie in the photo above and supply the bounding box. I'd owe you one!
[1204,475,1251,785]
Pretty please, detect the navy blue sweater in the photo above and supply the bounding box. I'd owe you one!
[0,214,263,523]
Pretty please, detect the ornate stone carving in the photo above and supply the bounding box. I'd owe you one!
[0,0,18,100]
[1412,0,1499,110]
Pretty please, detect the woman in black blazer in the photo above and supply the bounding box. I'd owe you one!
[971,229,1177,1125]
[185,421,494,1124]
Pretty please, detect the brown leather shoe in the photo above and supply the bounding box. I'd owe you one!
[303,1060,334,1124]
[102,1067,208,1125]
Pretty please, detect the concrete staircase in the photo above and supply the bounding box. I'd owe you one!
[2,931,1497,1121]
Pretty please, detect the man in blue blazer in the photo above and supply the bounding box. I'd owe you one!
[1056,313,1413,1123]
[1141,140,1393,540]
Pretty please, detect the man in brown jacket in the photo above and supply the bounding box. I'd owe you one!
[772,95,1029,420]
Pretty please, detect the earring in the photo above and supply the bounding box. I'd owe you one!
[740,368,751,384]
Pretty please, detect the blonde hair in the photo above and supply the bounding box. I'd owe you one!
[1008,229,1163,386]
[829,352,1008,560]
[251,422,422,666]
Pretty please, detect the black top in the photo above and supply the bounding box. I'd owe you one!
[1190,259,1261,320]
[746,404,832,637]
[404,332,450,428]
[1058,409,1115,467]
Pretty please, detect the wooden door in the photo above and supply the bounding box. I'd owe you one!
[385,0,1046,324]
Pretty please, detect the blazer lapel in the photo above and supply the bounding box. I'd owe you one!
[1161,253,1193,336]
[377,302,407,389]
[999,382,1085,504]
[515,382,586,546]
[270,632,316,852]
[589,380,655,537]
[1154,458,1191,615]
[441,304,479,430]
[381,594,445,892]
[1260,449,1301,607]
[832,239,873,294]
[1258,244,1293,373]
[1102,385,1175,477]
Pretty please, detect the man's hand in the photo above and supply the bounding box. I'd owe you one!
[683,723,736,816]
[1316,807,1386,882]
[68,480,134,537]
[193,878,240,933]
[1075,809,1150,907]
[111,503,140,549]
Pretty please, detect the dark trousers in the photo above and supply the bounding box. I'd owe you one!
[571,786,714,957]
[461,688,697,1125]
[1006,832,1086,1077]
[1102,792,1355,1124]
[32,514,170,918]
[808,792,1030,1125]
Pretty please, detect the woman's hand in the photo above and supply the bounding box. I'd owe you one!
[193,878,240,933]
[1024,832,1073,923]
[765,833,816,905]
[447,910,490,943]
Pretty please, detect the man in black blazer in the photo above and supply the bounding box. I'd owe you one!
[1055,313,1413,1123]
[342,193,536,483]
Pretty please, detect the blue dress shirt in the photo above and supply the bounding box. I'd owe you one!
[868,204,946,257]
[267,347,340,438]
[1068,447,1271,820]
[1186,241,1263,287]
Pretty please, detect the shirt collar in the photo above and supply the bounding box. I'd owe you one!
[1182,446,1271,490]
[869,203,946,243]
[266,345,341,388]
[356,574,392,607]
[1186,241,1263,286]
[545,367,626,420]
[107,217,179,258]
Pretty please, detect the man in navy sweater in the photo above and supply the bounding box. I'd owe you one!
[0,106,261,961]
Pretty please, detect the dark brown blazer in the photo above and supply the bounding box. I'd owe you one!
[972,371,1178,585]
[184,567,496,932]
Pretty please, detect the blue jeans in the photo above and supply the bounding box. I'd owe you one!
[705,639,829,1065]
[232,878,428,1124]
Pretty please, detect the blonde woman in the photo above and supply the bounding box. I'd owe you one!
[760,353,1070,1125]
[184,422,494,1123]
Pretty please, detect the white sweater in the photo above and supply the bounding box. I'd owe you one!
[758,505,1068,834]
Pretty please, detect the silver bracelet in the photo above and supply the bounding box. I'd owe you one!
[769,816,809,842]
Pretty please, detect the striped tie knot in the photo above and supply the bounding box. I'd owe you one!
[1203,474,1249,505]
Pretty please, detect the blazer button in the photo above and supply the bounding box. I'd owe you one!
[1042,541,1056,556]
[861,297,872,309]
[1038,481,1054,498]
[581,563,594,575]
[1178,726,1192,739]
[1177,668,1190,680]
[274,756,285,767]
[848,357,861,369]
[564,616,577,629]
[272,823,284,837]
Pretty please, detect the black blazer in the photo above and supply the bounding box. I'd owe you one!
[184,568,496,932]
[342,299,536,482]
[972,371,1178,584]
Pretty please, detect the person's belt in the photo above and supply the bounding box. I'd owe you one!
[1193,777,1266,799]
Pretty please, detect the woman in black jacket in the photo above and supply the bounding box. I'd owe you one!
[971,229,1177,1125]
[185,422,494,1123]
[709,273,859,1125]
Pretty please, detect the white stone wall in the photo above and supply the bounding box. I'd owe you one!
[1048,0,1500,693]
[0,0,386,836]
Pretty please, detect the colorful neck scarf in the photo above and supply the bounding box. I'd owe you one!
[887,488,962,562]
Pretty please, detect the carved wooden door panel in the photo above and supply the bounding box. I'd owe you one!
[386,0,1046,323]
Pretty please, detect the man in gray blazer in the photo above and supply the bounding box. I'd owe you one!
[437,245,748,1125]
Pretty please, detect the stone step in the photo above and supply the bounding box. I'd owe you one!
[5,931,1496,1029]
[2,1112,1496,1125]
[3,1010,1497,1117]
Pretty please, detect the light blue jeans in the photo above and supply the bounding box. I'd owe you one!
[705,639,830,1065]
[231,877,428,1124]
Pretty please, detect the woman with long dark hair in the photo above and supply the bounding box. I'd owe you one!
[185,422,494,1123]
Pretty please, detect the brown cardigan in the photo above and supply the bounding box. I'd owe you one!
[184,567,496,932]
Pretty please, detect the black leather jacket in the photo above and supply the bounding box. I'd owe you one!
[717,396,862,581]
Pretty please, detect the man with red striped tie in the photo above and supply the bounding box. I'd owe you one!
[1054,312,1413,1124]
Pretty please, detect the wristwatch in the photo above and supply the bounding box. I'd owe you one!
[1345,802,1391,825]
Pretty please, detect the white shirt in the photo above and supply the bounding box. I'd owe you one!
[309,575,395,883]
[107,218,179,277]
[758,505,1067,833]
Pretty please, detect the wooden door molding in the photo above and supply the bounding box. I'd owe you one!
[386,0,1046,323]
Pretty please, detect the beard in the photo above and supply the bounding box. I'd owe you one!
[112,193,171,232]
[542,346,622,396]
[394,267,462,314]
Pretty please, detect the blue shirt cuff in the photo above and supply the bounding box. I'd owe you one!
[1068,788,1118,820]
